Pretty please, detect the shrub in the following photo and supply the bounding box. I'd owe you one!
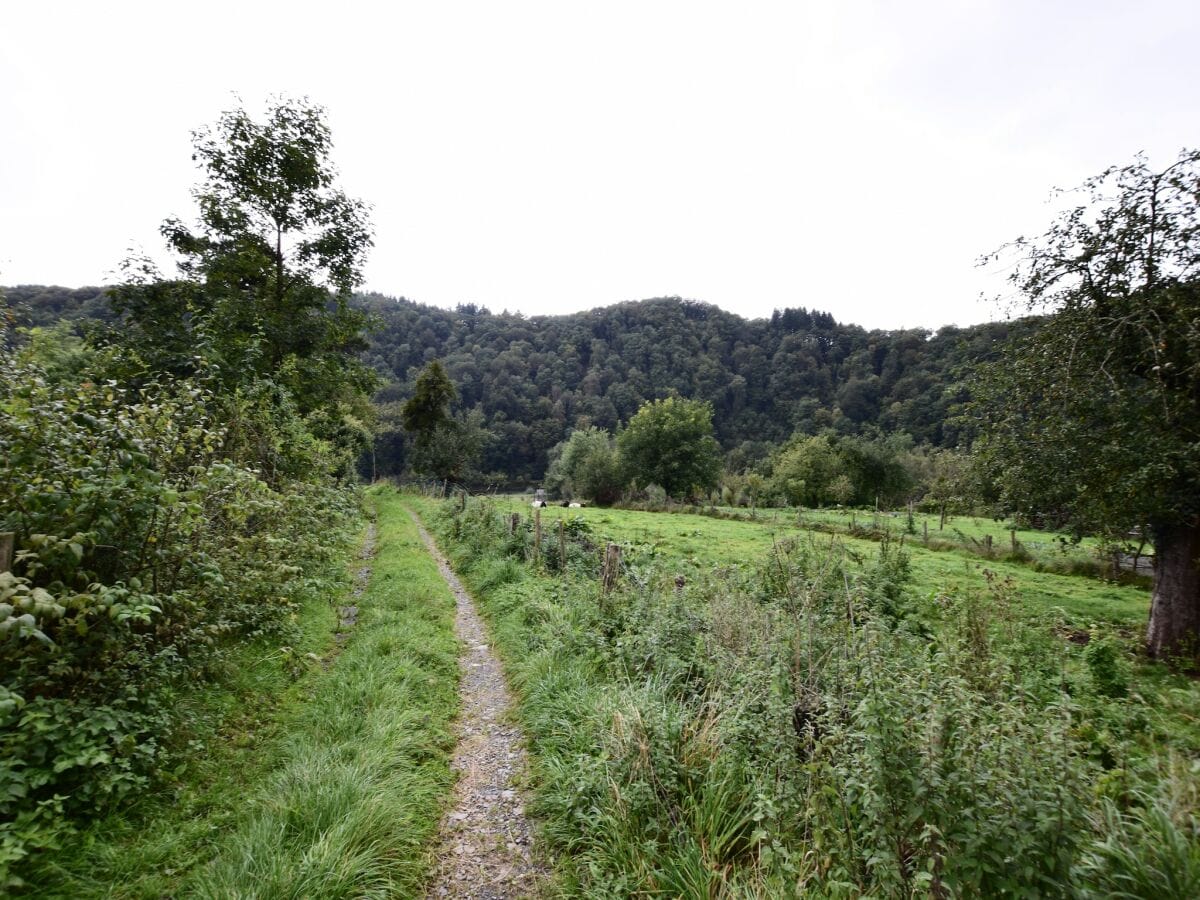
[0,344,358,888]
[1086,636,1131,699]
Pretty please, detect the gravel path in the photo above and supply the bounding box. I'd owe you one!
[412,511,545,899]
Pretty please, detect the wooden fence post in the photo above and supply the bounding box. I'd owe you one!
[1010,529,1017,554]
[507,513,520,535]
[601,543,621,593]
[534,507,543,561]
[558,519,566,570]
[0,532,13,574]
[922,521,928,543]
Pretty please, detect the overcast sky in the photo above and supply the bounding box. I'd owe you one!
[2,1,1197,330]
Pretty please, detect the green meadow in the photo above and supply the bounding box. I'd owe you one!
[416,492,1200,897]
[489,498,1150,627]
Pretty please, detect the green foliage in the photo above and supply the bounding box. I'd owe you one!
[401,359,455,436]
[1086,636,1131,699]
[0,286,114,332]
[1079,795,1200,899]
[400,360,487,481]
[25,490,458,897]
[766,432,913,508]
[617,396,721,500]
[422,495,1194,896]
[343,294,1034,483]
[103,98,378,435]
[0,342,361,887]
[0,100,379,886]
[769,434,839,506]
[410,409,488,484]
[14,287,1040,485]
[974,148,1200,657]
[545,427,622,504]
[919,447,977,518]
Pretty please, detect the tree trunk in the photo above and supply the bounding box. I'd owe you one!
[1146,520,1200,659]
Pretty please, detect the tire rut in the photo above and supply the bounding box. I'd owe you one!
[411,510,545,899]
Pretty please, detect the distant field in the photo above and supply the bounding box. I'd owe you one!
[489,497,1151,629]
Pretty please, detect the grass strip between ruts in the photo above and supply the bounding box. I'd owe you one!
[188,485,459,898]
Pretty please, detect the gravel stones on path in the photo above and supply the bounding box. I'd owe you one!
[412,511,546,899]
[336,522,375,642]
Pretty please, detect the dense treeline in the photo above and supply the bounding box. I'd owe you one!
[2,285,115,330]
[0,99,375,889]
[364,295,1035,482]
[9,285,1036,484]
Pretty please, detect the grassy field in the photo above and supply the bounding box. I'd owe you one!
[32,487,459,899]
[580,499,1148,578]
[416,491,1200,897]
[488,497,1150,628]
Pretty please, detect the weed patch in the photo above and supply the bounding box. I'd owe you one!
[419,494,1200,897]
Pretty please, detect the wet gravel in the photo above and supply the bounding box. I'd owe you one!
[412,512,546,899]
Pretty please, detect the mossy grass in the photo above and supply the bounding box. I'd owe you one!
[31,487,458,899]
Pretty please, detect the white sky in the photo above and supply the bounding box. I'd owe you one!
[2,0,1197,330]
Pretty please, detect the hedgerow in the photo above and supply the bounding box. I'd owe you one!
[0,334,358,889]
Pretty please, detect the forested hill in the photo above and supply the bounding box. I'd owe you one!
[3,284,117,327]
[360,293,1032,479]
[5,285,1033,482]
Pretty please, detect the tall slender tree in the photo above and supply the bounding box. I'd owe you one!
[402,360,485,481]
[111,97,376,416]
[402,360,456,439]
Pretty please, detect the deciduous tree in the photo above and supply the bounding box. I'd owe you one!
[110,97,376,417]
[617,397,721,500]
[402,360,455,438]
[402,361,486,481]
[974,149,1200,659]
[545,427,622,504]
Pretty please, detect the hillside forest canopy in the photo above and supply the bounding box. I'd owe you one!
[10,284,1032,483]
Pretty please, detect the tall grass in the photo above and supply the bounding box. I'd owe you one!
[34,487,458,898]
[419,495,1200,898]
[189,487,457,898]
